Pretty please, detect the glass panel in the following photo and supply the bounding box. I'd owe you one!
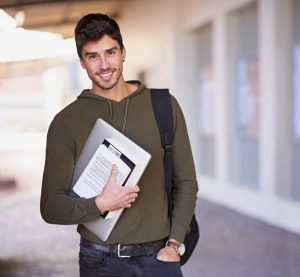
[228,2,260,188]
[236,56,259,139]
[195,24,216,177]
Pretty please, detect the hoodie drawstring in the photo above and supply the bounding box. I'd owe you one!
[122,97,130,134]
[107,97,130,134]
[108,100,113,125]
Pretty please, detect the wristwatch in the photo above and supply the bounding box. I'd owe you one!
[166,240,185,256]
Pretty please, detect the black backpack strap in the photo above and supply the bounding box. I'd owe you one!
[150,88,173,217]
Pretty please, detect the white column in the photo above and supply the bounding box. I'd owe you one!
[214,13,228,183]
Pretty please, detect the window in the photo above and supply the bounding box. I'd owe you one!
[227,2,260,188]
[195,23,216,177]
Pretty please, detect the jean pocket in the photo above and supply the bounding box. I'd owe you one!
[151,253,180,265]
[79,245,107,269]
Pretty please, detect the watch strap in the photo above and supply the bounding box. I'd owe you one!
[166,241,180,249]
[166,241,180,254]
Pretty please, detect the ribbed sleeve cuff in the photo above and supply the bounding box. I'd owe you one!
[83,197,101,218]
[170,224,188,244]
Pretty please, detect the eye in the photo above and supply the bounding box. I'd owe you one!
[88,54,97,60]
[107,49,116,56]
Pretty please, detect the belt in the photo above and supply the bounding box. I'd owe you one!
[80,238,167,258]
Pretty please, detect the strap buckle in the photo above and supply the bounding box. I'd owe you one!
[117,244,131,258]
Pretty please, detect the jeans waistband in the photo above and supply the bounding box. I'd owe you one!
[80,238,167,258]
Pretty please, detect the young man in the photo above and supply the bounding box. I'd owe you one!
[40,13,198,277]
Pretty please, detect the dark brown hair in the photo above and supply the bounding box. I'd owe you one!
[75,13,124,58]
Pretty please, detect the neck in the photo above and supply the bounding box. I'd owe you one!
[91,77,137,102]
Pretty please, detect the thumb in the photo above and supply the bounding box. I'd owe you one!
[107,164,118,185]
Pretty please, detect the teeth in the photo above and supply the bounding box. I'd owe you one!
[101,71,112,75]
[99,71,114,80]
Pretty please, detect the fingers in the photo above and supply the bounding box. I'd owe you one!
[107,164,118,185]
[125,185,140,193]
[124,192,138,202]
[129,192,138,199]
[122,188,139,204]
[121,192,139,209]
[126,194,138,203]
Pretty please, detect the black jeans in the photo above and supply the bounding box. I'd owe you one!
[79,244,183,277]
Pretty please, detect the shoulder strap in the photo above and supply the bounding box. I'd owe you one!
[150,88,173,217]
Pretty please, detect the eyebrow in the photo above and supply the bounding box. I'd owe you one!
[105,46,118,53]
[84,51,97,57]
[84,47,119,57]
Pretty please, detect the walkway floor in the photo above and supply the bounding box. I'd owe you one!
[1,188,300,277]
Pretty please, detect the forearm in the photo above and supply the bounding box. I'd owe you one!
[170,180,198,242]
[40,192,100,225]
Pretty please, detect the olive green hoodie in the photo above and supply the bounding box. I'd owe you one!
[40,81,198,244]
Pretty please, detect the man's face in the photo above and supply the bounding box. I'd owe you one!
[80,35,126,91]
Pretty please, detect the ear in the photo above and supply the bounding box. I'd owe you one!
[79,58,86,69]
[121,47,126,62]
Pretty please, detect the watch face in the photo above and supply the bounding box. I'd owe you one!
[178,244,185,256]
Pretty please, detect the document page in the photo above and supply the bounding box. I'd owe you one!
[73,139,135,204]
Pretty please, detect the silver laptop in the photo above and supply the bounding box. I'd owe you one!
[69,118,151,241]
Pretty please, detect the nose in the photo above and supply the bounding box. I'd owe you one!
[100,56,110,70]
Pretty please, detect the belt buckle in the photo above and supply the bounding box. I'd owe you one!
[117,244,131,258]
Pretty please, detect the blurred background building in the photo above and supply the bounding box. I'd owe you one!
[1,0,300,276]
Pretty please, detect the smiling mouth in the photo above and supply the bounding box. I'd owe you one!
[96,69,114,76]
[101,71,112,77]
[97,70,115,80]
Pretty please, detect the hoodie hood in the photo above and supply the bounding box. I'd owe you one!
[76,81,146,134]
[77,81,145,103]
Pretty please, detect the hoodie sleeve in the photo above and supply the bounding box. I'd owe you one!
[169,96,198,243]
[40,117,100,225]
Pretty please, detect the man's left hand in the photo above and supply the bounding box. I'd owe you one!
[156,246,180,262]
